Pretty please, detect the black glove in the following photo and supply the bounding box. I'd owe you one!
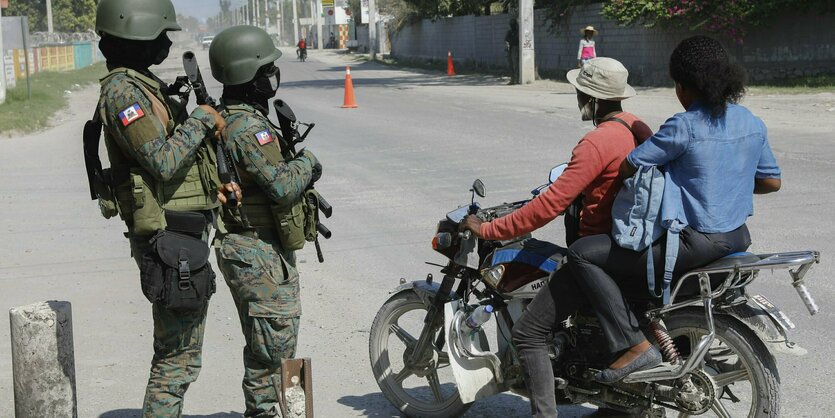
[300,150,322,184]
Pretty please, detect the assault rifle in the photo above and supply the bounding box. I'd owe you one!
[182,51,240,208]
[273,98,333,262]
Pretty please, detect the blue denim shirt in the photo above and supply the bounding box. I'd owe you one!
[627,102,781,233]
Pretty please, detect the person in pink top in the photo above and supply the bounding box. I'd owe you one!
[578,25,598,67]
[462,57,651,417]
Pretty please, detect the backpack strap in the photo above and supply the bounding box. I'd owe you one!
[602,116,639,145]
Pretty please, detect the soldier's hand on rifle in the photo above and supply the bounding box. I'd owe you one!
[299,150,322,184]
[200,105,226,140]
[217,182,242,206]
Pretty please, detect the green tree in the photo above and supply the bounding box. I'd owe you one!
[5,0,96,32]
[600,0,835,42]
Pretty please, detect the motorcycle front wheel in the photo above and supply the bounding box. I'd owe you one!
[663,312,780,418]
[369,290,471,418]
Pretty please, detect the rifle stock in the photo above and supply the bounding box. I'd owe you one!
[182,51,237,207]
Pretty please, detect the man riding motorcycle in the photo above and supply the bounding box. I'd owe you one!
[297,38,307,61]
[461,57,653,417]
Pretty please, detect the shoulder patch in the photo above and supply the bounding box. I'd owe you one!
[255,130,273,146]
[118,103,145,127]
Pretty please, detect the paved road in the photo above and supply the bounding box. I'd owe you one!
[1,45,833,417]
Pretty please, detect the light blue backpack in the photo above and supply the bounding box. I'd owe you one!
[611,166,682,303]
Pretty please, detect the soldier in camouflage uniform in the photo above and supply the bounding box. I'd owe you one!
[94,0,233,416]
[208,26,322,417]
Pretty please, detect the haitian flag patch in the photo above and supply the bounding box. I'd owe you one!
[118,103,145,127]
[255,130,273,145]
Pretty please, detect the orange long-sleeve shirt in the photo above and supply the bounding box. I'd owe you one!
[480,112,653,241]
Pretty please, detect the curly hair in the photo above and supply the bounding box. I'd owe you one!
[669,36,747,118]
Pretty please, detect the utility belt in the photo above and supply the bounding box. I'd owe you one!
[225,225,280,242]
[139,210,216,311]
[233,189,310,252]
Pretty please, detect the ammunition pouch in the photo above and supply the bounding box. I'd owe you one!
[120,170,166,236]
[139,211,216,311]
[272,199,307,251]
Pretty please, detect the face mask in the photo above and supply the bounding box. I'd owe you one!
[252,65,280,98]
[151,33,173,65]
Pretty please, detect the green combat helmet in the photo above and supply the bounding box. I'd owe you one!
[209,26,282,86]
[96,0,181,41]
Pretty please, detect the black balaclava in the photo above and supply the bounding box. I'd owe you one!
[99,32,173,75]
[222,63,281,114]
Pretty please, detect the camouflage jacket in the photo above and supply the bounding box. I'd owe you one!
[221,101,314,211]
[99,68,216,181]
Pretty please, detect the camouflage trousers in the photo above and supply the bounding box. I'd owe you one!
[217,232,301,418]
[130,229,210,418]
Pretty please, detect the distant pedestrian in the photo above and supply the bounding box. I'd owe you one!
[506,18,519,84]
[578,25,598,68]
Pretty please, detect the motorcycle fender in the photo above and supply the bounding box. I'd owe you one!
[444,299,502,404]
[723,298,807,357]
[389,280,456,305]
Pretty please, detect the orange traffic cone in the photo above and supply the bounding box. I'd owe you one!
[342,66,358,108]
[447,51,456,76]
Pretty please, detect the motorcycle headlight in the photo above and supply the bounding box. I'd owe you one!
[432,232,452,250]
[481,264,505,289]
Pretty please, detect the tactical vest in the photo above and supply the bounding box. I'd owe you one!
[98,68,220,234]
[222,104,306,249]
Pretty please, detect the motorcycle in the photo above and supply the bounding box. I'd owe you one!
[369,164,820,417]
[298,48,307,62]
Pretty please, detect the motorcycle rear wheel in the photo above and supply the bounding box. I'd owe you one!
[662,312,780,418]
[369,290,471,418]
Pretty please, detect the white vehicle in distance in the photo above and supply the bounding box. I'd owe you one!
[201,35,214,50]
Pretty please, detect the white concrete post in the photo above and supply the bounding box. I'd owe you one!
[518,0,535,84]
[10,301,78,418]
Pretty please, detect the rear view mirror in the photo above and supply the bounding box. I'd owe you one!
[472,179,486,198]
[549,164,568,184]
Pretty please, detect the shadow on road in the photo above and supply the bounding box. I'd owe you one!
[281,60,507,90]
[99,410,243,418]
[337,391,587,417]
[338,392,402,417]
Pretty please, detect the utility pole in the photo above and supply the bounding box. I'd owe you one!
[264,0,270,32]
[518,0,535,84]
[46,0,53,33]
[0,4,6,105]
[276,0,283,43]
[292,0,299,44]
[316,0,323,49]
[308,0,315,46]
[368,0,376,59]
[255,0,261,27]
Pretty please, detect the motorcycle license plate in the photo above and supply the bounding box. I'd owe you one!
[751,294,796,330]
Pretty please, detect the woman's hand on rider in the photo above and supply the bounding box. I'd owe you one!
[461,215,485,239]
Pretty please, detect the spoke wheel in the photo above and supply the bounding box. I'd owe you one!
[369,290,470,418]
[662,312,780,418]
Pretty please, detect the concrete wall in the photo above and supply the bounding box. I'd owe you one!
[391,4,835,85]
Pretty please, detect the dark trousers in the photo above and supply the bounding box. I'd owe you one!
[511,225,751,417]
[567,224,751,353]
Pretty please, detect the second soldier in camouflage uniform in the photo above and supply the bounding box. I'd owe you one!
[208,26,322,417]
[93,0,233,416]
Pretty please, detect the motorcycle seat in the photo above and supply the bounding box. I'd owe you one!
[621,252,760,304]
[687,252,762,274]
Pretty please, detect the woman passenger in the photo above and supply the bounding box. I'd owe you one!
[567,35,782,384]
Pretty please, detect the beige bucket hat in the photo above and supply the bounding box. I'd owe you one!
[566,57,636,101]
[581,25,598,35]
